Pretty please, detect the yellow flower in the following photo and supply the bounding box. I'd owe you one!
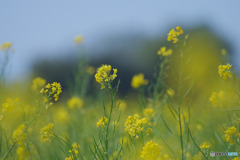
[131,73,148,89]
[200,142,210,149]
[218,64,232,79]
[224,126,240,145]
[209,91,224,107]
[167,88,175,97]
[2,98,19,112]
[40,123,54,142]
[67,97,83,109]
[167,26,184,43]
[221,48,227,55]
[86,66,95,75]
[32,77,46,91]
[74,35,83,44]
[13,124,27,143]
[124,114,148,139]
[41,82,62,102]
[96,117,109,128]
[141,140,161,160]
[143,107,155,118]
[157,47,173,56]
[0,42,12,50]
[146,128,152,135]
[69,142,80,155]
[95,64,117,89]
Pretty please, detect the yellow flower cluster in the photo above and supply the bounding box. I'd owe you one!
[65,142,80,160]
[67,97,83,109]
[13,124,27,143]
[233,158,240,160]
[218,64,232,79]
[200,142,210,149]
[95,64,117,89]
[124,114,148,140]
[131,73,148,89]
[167,26,183,43]
[96,117,109,128]
[157,47,173,56]
[143,107,155,119]
[40,82,62,101]
[141,140,161,160]
[224,126,240,145]
[0,42,12,50]
[40,123,54,142]
[13,124,30,160]
[209,91,224,107]
[32,77,46,91]
[2,98,19,112]
[74,35,83,44]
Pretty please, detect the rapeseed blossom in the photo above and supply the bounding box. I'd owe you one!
[96,117,109,128]
[13,124,27,143]
[209,91,224,107]
[67,97,83,109]
[224,126,240,145]
[157,47,173,56]
[32,77,46,91]
[124,114,148,140]
[131,73,148,89]
[167,26,183,43]
[200,142,210,149]
[2,98,19,112]
[141,140,161,160]
[74,35,83,44]
[40,82,62,101]
[218,64,232,79]
[0,42,12,50]
[40,123,54,142]
[95,64,117,89]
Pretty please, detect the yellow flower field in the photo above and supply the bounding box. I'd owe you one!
[1,26,240,160]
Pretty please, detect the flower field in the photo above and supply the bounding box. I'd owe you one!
[0,26,240,160]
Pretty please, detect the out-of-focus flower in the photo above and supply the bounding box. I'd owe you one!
[143,107,155,119]
[2,98,19,112]
[96,117,109,128]
[209,91,224,107]
[167,26,183,43]
[141,140,161,160]
[13,124,27,143]
[0,42,12,50]
[167,88,175,97]
[118,100,127,111]
[95,64,117,89]
[221,49,227,55]
[32,77,46,91]
[55,108,70,122]
[218,64,232,79]
[40,123,54,142]
[131,73,148,89]
[200,142,210,149]
[86,66,95,75]
[124,114,148,140]
[157,47,173,56]
[74,35,83,44]
[67,97,83,109]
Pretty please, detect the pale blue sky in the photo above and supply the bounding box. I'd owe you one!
[1,0,240,80]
